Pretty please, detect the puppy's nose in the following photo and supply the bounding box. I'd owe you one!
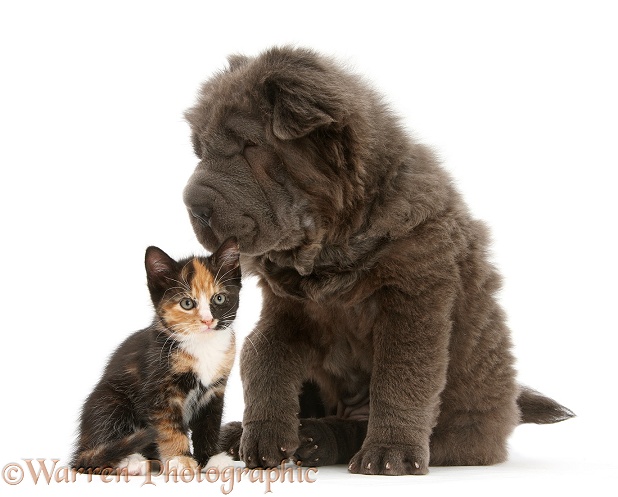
[190,207,212,227]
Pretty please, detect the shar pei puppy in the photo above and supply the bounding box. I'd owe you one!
[183,46,573,475]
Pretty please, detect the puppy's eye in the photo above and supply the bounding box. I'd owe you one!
[180,298,196,310]
[212,294,227,305]
[242,140,257,153]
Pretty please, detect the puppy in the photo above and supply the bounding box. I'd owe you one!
[183,46,573,475]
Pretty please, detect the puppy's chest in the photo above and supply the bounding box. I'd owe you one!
[320,335,373,376]
[308,305,375,375]
[308,301,377,340]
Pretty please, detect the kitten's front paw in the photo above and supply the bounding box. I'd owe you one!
[240,420,299,468]
[201,452,235,471]
[348,442,429,476]
[164,456,199,475]
[293,419,338,466]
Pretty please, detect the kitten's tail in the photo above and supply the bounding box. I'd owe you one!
[71,427,157,472]
[517,386,575,424]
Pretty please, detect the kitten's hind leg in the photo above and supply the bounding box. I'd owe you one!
[117,453,148,476]
[71,427,157,473]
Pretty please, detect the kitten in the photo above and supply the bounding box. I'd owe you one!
[70,237,241,475]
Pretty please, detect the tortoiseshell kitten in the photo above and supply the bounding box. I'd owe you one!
[71,237,241,475]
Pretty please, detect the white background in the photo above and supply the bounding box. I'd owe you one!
[1,1,617,496]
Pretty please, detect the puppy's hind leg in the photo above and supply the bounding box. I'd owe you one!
[429,402,519,466]
[294,417,367,467]
[219,421,243,460]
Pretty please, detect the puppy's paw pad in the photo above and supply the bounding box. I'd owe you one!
[348,443,428,476]
[240,420,299,468]
[293,419,337,466]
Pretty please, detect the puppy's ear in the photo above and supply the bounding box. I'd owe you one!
[266,80,336,140]
[227,54,250,71]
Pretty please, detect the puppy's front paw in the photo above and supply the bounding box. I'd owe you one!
[240,420,299,468]
[293,419,338,466]
[348,442,428,475]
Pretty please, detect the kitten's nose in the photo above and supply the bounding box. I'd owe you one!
[190,207,212,227]
[201,318,214,327]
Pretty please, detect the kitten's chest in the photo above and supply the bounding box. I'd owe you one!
[171,331,235,426]
[173,330,235,388]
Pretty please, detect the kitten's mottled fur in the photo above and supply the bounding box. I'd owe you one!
[71,238,241,474]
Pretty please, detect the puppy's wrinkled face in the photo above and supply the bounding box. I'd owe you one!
[183,48,355,272]
[183,71,314,259]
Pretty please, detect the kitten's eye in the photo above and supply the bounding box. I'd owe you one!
[212,294,227,305]
[179,298,195,310]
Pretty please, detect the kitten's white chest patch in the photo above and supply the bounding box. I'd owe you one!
[180,328,233,387]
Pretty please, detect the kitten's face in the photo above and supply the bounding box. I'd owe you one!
[159,258,233,335]
[145,238,241,340]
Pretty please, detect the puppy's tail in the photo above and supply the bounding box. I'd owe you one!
[71,427,157,472]
[517,386,575,424]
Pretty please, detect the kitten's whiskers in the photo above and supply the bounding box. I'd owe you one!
[214,266,239,286]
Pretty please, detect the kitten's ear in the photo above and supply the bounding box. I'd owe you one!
[145,247,179,298]
[212,237,241,274]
